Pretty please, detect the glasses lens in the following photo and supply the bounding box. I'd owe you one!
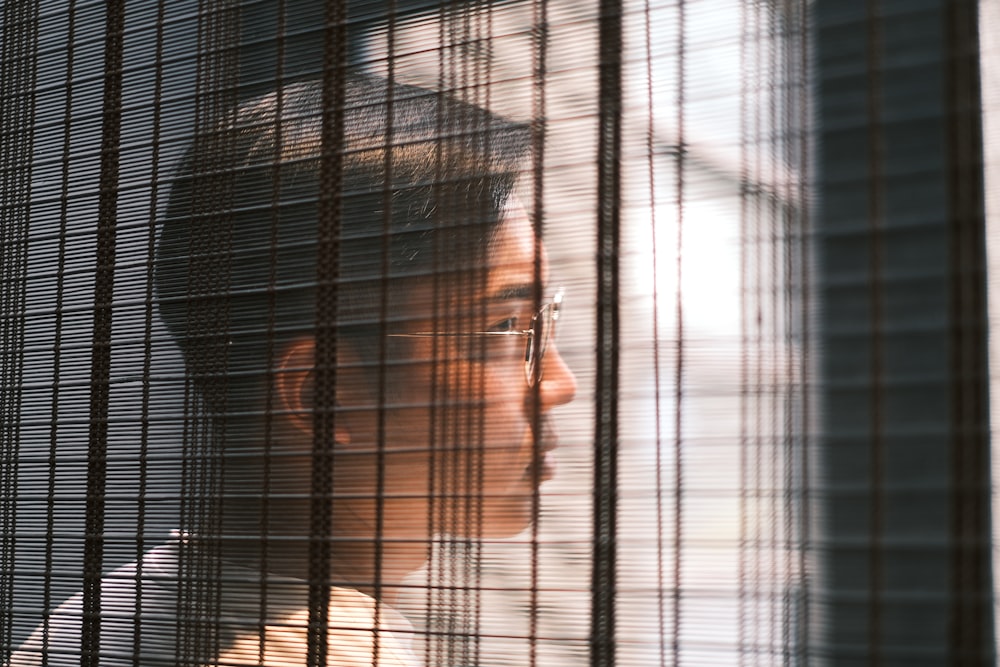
[526,300,558,385]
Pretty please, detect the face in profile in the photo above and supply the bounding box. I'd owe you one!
[280,199,577,544]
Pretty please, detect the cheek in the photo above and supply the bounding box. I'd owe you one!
[414,355,527,421]
[380,359,530,469]
[478,370,535,487]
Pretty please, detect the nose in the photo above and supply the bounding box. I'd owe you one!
[538,343,577,410]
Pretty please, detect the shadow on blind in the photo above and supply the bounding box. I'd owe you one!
[0,0,994,665]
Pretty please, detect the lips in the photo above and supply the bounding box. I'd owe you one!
[522,424,558,483]
[538,451,556,482]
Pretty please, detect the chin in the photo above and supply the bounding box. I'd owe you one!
[484,522,534,539]
[478,499,537,538]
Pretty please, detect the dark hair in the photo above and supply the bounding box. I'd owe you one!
[154,76,530,412]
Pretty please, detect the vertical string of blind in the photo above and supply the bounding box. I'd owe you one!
[529,0,549,662]
[0,0,39,658]
[768,4,784,658]
[374,2,396,663]
[473,5,494,663]
[373,1,403,661]
[428,13,449,665]
[309,0,348,663]
[134,2,168,662]
[783,4,799,656]
[424,9,448,661]
[780,3,804,661]
[794,1,811,660]
[669,2,685,663]
[738,2,754,660]
[590,0,622,661]
[41,1,75,662]
[257,0,287,657]
[81,1,124,664]
[642,0,666,660]
[443,15,473,663]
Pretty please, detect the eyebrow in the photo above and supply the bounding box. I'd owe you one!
[488,284,541,302]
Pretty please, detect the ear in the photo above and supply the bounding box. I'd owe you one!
[274,337,356,446]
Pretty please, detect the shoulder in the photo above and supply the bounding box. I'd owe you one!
[7,542,182,667]
[216,587,421,667]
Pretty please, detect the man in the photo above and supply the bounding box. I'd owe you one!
[11,74,575,666]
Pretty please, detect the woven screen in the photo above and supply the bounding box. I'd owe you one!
[0,0,995,665]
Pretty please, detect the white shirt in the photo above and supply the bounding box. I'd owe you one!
[9,535,420,667]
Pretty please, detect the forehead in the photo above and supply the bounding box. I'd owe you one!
[396,198,549,322]
[484,197,549,296]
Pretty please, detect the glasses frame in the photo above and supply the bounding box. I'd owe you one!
[388,288,563,387]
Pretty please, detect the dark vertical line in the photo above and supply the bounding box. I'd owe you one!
[454,10,476,662]
[309,0,347,663]
[0,0,39,658]
[737,0,750,659]
[766,6,784,661]
[944,0,993,663]
[424,14,449,664]
[81,1,125,665]
[218,0,238,658]
[470,8,492,665]
[778,5,798,661]
[373,0,397,660]
[778,5,800,663]
[529,0,548,664]
[42,2,76,662]
[644,0,666,663]
[445,13,469,657]
[590,0,622,658]
[441,21,465,663]
[208,25,239,651]
[467,5,486,655]
[176,360,196,665]
[133,2,167,664]
[752,4,765,656]
[864,3,885,664]
[455,25,476,660]
[257,0,285,657]
[437,10,453,655]
[795,2,812,662]
[671,2,686,665]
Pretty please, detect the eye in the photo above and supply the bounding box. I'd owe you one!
[488,317,520,333]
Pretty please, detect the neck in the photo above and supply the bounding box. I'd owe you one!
[219,497,428,605]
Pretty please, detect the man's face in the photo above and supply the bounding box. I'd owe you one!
[328,200,577,540]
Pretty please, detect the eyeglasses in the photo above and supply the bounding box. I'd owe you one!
[389,289,563,387]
